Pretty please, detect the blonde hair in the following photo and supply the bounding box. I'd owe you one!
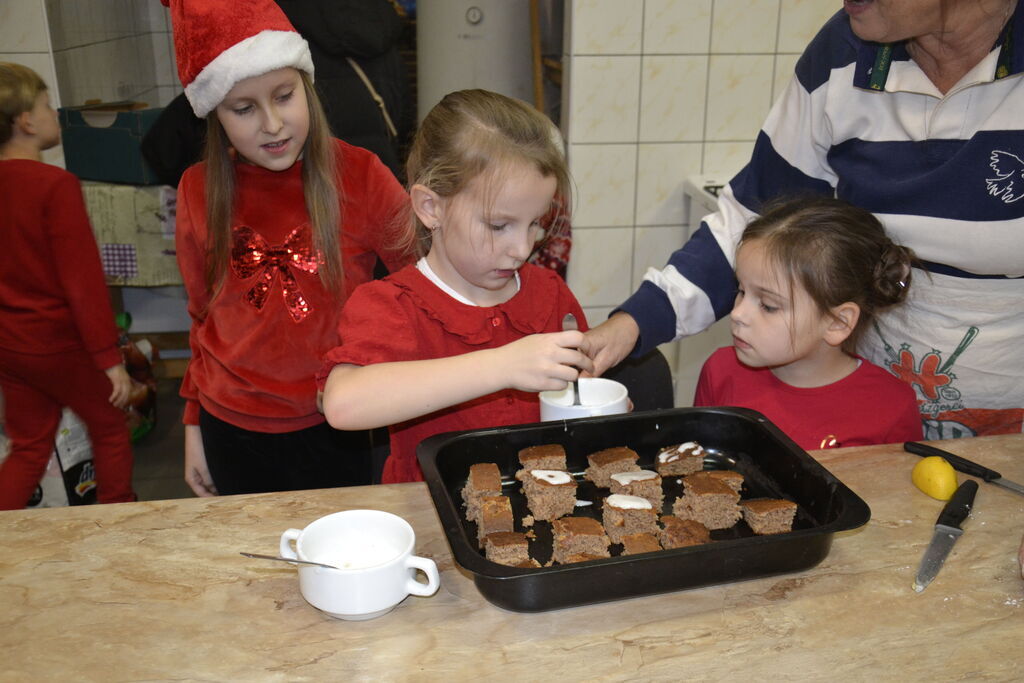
[0,62,48,146]
[405,89,571,253]
[202,70,343,298]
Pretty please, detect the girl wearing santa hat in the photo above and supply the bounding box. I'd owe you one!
[163,0,412,496]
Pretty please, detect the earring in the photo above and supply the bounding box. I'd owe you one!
[431,223,440,231]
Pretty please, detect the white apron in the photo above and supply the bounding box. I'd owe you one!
[861,270,1024,439]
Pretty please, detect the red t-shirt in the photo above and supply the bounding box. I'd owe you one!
[0,160,121,370]
[319,263,587,483]
[694,346,923,451]
[176,140,412,432]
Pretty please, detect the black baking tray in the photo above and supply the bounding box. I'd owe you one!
[417,407,870,612]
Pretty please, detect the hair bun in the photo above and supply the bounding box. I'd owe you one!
[872,242,914,307]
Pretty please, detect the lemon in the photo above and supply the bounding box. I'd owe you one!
[911,456,958,501]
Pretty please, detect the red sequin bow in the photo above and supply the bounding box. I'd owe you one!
[231,225,320,322]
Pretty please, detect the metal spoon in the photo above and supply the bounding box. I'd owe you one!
[240,552,339,570]
[561,313,582,406]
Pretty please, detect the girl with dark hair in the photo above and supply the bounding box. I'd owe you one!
[693,196,923,450]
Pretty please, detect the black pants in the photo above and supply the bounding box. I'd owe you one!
[199,409,374,495]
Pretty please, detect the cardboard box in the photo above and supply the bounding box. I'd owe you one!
[59,104,163,185]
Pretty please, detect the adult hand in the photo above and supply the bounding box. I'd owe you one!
[580,312,640,377]
[104,364,133,409]
[495,330,593,393]
[184,424,218,497]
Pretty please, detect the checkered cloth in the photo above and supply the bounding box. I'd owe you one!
[100,243,139,279]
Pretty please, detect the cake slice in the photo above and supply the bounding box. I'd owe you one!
[461,462,503,523]
[659,515,711,549]
[584,447,640,488]
[515,444,567,480]
[484,531,539,567]
[620,532,663,556]
[655,441,705,477]
[602,493,659,544]
[520,469,577,521]
[476,495,514,547]
[609,469,664,509]
[551,516,611,564]
[687,469,744,495]
[671,473,741,530]
[741,498,798,535]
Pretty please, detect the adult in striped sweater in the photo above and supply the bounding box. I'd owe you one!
[584,0,1024,440]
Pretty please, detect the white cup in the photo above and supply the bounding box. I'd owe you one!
[539,377,630,421]
[279,509,440,621]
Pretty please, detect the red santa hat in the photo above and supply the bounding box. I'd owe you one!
[161,0,314,118]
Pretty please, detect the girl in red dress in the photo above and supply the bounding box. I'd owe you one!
[319,90,591,483]
[164,0,412,496]
[693,197,923,451]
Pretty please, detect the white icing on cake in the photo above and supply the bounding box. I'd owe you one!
[606,493,652,510]
[658,441,704,463]
[610,470,658,485]
[530,469,571,485]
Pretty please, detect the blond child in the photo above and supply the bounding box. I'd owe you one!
[319,90,590,483]
[163,0,412,495]
[0,62,134,509]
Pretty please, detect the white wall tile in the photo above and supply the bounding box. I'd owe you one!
[704,54,774,141]
[0,0,50,52]
[642,0,712,54]
[580,306,614,328]
[639,55,707,142]
[635,142,702,226]
[569,0,642,54]
[710,0,780,54]
[701,141,754,177]
[633,225,687,289]
[569,143,637,227]
[566,56,640,143]
[778,0,839,53]
[567,227,634,306]
[148,32,174,88]
[772,53,799,106]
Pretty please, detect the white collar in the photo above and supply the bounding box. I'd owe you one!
[415,257,521,307]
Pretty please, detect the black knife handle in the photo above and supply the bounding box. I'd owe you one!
[903,442,1002,482]
[936,480,978,530]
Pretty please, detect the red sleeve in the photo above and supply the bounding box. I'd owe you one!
[693,351,722,407]
[884,385,924,444]
[175,168,209,425]
[342,144,415,275]
[46,173,121,371]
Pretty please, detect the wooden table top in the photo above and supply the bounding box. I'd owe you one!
[2,435,1022,681]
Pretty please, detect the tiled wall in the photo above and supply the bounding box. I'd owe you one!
[562,0,837,399]
[45,0,180,109]
[0,0,62,165]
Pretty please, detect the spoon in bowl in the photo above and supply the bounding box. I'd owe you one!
[240,552,339,570]
[561,313,582,406]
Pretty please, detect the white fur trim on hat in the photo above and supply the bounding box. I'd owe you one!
[184,29,314,118]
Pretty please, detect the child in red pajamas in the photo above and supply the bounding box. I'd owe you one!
[0,62,134,509]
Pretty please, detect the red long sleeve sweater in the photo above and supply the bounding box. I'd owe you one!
[0,159,121,371]
[176,140,412,432]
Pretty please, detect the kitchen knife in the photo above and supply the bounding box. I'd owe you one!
[904,441,1024,497]
[912,479,978,593]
